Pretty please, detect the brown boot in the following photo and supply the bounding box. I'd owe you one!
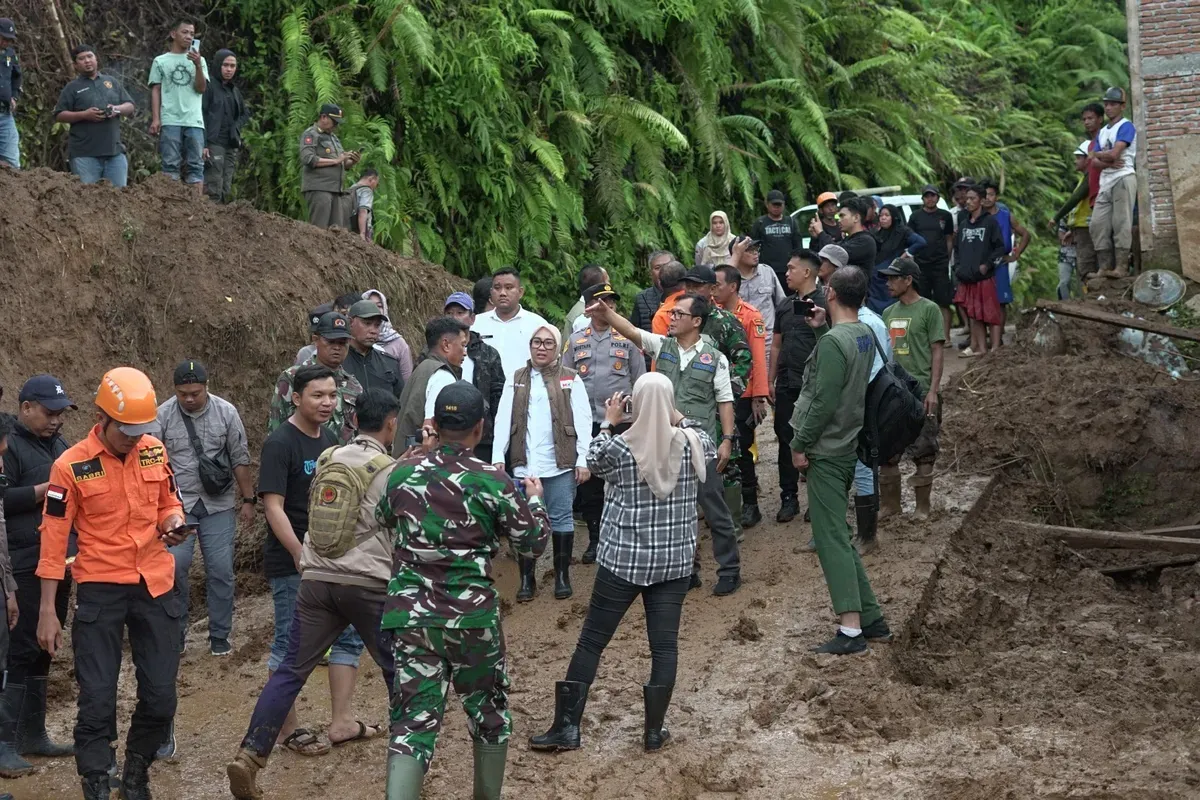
[878,465,902,520]
[1105,247,1130,278]
[227,748,268,800]
[1092,249,1114,279]
[911,464,934,521]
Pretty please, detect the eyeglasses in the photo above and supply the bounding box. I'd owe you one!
[530,338,558,350]
[669,309,699,319]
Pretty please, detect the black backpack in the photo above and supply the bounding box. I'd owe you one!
[856,330,927,470]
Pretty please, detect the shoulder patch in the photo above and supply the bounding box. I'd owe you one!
[70,457,105,483]
[754,321,765,337]
[138,445,166,468]
[699,352,714,365]
[45,484,69,518]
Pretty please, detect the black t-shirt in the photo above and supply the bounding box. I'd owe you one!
[52,73,134,159]
[750,214,801,281]
[773,288,828,390]
[840,230,878,274]
[257,420,338,578]
[908,208,955,265]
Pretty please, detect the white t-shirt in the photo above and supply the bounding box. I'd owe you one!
[423,369,458,420]
[1096,117,1136,193]
[471,306,552,378]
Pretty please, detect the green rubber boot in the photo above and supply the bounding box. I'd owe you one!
[472,741,508,800]
[386,753,425,800]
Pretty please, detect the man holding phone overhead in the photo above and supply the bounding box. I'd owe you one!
[148,18,207,195]
[35,368,191,800]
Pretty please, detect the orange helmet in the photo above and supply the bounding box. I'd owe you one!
[816,192,839,207]
[96,367,159,435]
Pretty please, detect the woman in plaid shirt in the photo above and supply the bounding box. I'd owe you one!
[529,373,714,755]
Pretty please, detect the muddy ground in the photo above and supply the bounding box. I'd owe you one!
[12,339,1200,799]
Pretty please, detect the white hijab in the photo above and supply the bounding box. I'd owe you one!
[622,373,707,500]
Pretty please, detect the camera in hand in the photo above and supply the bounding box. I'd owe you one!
[793,297,817,318]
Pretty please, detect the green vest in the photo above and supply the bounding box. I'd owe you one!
[395,356,460,451]
[655,337,721,443]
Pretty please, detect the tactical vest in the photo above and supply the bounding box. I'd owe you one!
[655,338,720,443]
[396,356,458,445]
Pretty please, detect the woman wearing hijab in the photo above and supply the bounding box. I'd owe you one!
[492,325,593,602]
[694,211,735,268]
[530,373,712,755]
[868,204,926,313]
[362,289,414,381]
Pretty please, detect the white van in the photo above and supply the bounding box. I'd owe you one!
[790,186,952,249]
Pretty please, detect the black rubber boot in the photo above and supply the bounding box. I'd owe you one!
[776,494,799,523]
[581,519,600,565]
[0,684,34,778]
[852,494,879,556]
[120,750,153,800]
[515,557,537,603]
[642,684,673,752]
[553,533,574,600]
[17,677,74,757]
[740,501,762,529]
[528,681,588,751]
[81,772,112,800]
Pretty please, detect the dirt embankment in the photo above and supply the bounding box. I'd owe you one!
[0,167,463,453]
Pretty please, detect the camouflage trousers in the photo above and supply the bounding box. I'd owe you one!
[389,625,511,770]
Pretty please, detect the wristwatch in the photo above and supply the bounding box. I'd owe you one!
[241,496,258,506]
[599,421,613,432]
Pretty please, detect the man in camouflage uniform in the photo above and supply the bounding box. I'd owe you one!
[269,311,363,444]
[376,382,550,800]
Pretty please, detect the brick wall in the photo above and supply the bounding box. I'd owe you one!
[1136,0,1200,267]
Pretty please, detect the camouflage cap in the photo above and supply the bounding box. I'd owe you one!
[434,381,485,431]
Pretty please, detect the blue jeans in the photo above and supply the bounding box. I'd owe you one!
[71,153,128,187]
[159,125,205,184]
[540,471,578,533]
[0,113,19,168]
[168,509,236,645]
[268,574,363,671]
[854,461,875,497]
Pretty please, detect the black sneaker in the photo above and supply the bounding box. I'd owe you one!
[776,495,799,523]
[210,638,233,657]
[810,632,867,655]
[712,575,741,596]
[862,617,893,643]
[155,721,177,762]
[688,573,702,591]
[740,503,762,529]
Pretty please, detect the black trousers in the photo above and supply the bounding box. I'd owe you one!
[735,397,758,500]
[9,570,70,683]
[774,384,801,498]
[73,581,181,777]
[565,566,690,688]
[577,421,631,523]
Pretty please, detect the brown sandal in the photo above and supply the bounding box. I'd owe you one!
[280,728,330,757]
[330,720,385,746]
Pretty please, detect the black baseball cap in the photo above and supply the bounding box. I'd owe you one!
[953,176,975,189]
[316,311,352,340]
[433,381,485,431]
[682,265,716,285]
[878,257,922,279]
[1102,87,1127,103]
[348,299,388,321]
[319,103,343,123]
[0,19,16,38]
[766,189,785,204]
[173,359,208,386]
[18,374,76,410]
[309,302,334,333]
[582,282,619,304]
[921,183,940,197]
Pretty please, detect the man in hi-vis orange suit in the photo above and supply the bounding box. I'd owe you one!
[35,367,191,800]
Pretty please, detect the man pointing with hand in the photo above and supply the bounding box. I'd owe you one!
[36,368,190,800]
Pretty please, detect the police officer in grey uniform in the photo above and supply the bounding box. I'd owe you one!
[299,103,358,229]
[567,282,646,563]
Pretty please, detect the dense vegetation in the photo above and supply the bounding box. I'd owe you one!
[19,0,1128,316]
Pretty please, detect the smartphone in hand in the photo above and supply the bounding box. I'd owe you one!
[190,39,201,52]
[794,297,816,318]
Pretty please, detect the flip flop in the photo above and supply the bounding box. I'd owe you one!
[279,728,330,757]
[330,721,385,747]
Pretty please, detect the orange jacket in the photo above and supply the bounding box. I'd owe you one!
[651,289,685,336]
[729,299,769,398]
[37,425,184,598]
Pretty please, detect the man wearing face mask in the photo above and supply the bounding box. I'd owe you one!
[0,376,77,776]
[201,48,249,203]
[270,311,363,444]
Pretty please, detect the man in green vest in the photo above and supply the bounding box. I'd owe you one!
[788,266,892,655]
[394,317,469,454]
[587,294,742,596]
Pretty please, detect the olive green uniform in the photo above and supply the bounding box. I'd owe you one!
[299,123,348,228]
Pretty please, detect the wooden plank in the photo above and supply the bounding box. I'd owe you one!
[1004,519,1200,554]
[1033,300,1200,344]
[1098,556,1200,577]
[1137,524,1200,539]
[1167,136,1200,283]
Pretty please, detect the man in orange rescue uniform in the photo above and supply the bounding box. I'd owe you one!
[35,367,191,800]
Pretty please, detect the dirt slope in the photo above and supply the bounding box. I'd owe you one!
[0,167,463,450]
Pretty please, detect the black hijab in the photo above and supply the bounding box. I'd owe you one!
[873,203,911,264]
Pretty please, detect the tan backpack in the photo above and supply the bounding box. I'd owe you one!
[306,447,394,559]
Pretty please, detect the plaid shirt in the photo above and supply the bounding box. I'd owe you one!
[586,422,715,586]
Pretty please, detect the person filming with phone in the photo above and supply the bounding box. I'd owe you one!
[35,367,191,800]
[148,18,207,195]
[53,44,136,187]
